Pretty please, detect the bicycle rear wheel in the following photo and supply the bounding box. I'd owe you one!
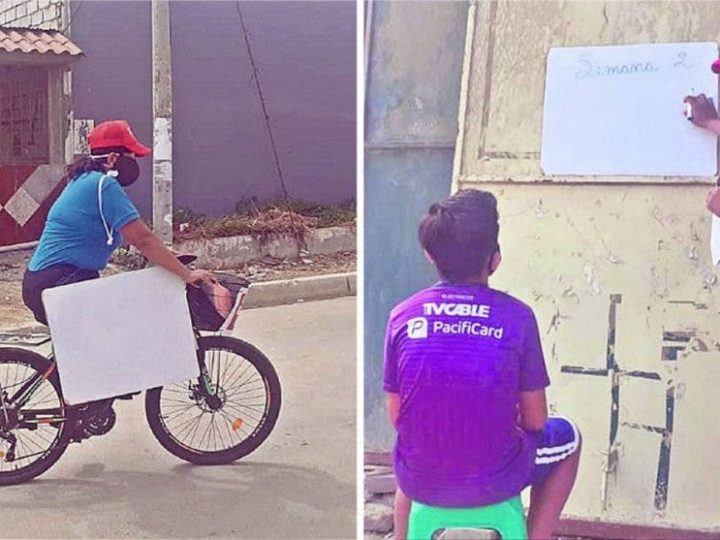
[145,336,281,465]
[0,348,71,485]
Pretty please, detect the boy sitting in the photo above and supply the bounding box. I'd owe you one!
[384,189,581,539]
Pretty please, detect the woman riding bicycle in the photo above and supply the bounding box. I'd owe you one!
[22,120,214,325]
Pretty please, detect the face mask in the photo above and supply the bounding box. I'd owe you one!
[113,155,140,186]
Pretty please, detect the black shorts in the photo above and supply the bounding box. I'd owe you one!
[22,265,99,325]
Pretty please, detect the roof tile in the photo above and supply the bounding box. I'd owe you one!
[0,27,82,57]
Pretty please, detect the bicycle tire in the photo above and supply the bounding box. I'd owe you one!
[0,348,71,486]
[145,336,281,465]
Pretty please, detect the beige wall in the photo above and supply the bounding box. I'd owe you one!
[0,0,64,30]
[456,0,720,532]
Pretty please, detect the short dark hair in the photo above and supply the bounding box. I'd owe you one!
[418,189,499,282]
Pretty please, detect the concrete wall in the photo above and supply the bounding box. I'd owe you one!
[0,0,64,30]
[454,0,720,532]
[69,0,356,218]
[364,1,469,450]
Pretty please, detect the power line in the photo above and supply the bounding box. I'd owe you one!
[234,2,294,213]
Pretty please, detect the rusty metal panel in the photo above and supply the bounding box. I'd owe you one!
[0,66,49,165]
[456,0,720,532]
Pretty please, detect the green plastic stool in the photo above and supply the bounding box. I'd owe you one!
[407,495,528,540]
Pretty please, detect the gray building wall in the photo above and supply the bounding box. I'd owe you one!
[69,0,355,218]
[364,1,469,451]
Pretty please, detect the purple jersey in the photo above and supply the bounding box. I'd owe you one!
[383,283,550,507]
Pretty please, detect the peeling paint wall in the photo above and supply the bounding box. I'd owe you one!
[456,0,720,532]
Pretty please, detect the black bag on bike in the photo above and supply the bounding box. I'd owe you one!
[186,273,250,332]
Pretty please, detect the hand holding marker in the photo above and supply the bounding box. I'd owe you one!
[683,59,720,128]
[685,58,720,215]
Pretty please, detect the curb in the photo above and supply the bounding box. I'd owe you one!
[0,272,357,337]
[243,271,356,309]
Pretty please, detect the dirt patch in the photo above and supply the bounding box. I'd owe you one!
[0,249,31,282]
[0,281,28,330]
[174,208,320,242]
[173,200,356,242]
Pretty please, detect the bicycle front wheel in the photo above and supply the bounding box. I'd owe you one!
[145,336,281,465]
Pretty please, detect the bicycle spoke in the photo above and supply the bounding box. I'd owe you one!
[213,350,222,389]
[223,401,263,424]
[219,350,234,387]
[220,410,237,444]
[16,431,45,455]
[162,404,200,422]
[192,415,213,448]
[174,411,205,440]
[32,428,56,447]
[218,409,253,438]
[160,396,199,407]
[224,384,266,401]
[209,415,221,451]
[0,358,63,476]
[224,362,252,389]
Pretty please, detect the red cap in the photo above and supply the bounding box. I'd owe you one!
[88,120,151,157]
[712,58,720,74]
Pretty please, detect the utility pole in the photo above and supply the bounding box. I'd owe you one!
[151,0,173,244]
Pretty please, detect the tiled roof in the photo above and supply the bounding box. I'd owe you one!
[0,27,82,57]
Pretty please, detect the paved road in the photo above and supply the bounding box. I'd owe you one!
[0,297,356,539]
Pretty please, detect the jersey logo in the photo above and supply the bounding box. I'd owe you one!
[422,302,491,318]
[407,317,428,339]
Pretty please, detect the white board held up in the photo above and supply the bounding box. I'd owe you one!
[541,42,719,177]
[43,267,199,405]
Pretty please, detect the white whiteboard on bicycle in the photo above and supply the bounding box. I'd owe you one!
[42,267,199,405]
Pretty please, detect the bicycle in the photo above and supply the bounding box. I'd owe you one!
[0,255,281,485]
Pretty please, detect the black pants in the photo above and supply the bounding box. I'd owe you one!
[22,265,99,325]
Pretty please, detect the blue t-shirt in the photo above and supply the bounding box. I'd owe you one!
[29,171,140,272]
[384,283,550,508]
